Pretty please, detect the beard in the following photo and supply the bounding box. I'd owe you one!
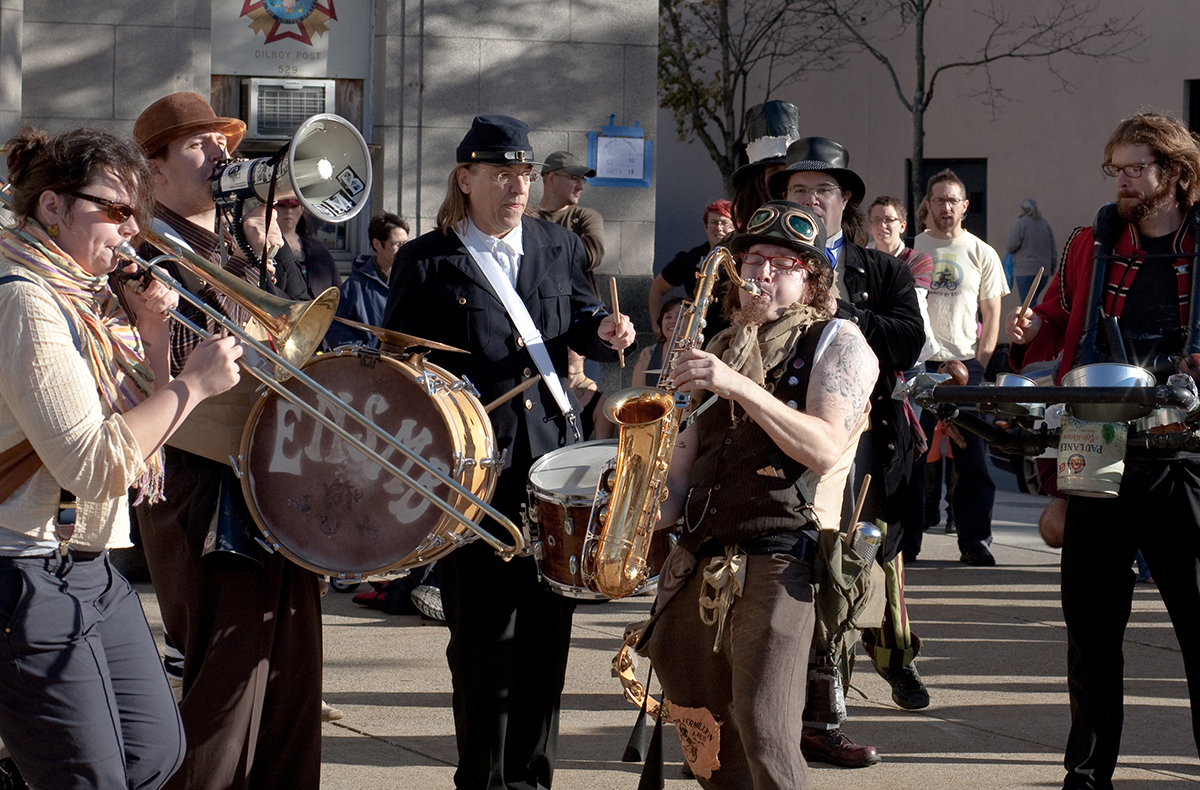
[731,294,773,327]
[1117,177,1175,225]
[934,212,958,234]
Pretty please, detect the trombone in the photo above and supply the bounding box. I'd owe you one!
[117,231,525,561]
[0,180,523,560]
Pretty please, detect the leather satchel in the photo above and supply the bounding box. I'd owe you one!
[0,439,42,505]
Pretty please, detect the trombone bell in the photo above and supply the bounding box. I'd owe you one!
[117,234,338,375]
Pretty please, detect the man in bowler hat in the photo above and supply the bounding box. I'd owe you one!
[382,115,635,790]
[770,137,927,763]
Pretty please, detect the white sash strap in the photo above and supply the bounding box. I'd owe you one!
[457,222,582,441]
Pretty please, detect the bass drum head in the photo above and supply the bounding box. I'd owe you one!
[240,350,495,578]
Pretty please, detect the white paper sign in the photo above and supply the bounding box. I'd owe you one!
[595,136,645,180]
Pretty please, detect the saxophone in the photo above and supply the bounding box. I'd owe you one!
[584,246,760,599]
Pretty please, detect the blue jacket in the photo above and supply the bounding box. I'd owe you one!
[325,254,389,349]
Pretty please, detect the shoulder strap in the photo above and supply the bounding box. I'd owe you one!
[0,275,53,502]
[455,223,581,440]
[0,273,81,352]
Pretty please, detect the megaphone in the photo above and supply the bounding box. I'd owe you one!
[212,113,372,224]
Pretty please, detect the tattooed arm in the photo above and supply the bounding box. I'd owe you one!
[668,321,878,474]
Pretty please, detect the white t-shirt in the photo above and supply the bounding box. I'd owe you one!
[914,230,1009,361]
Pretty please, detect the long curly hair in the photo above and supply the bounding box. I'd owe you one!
[1104,110,1200,208]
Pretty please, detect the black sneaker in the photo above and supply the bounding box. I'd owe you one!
[881,664,930,710]
[959,545,996,566]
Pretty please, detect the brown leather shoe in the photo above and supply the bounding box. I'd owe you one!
[801,728,881,768]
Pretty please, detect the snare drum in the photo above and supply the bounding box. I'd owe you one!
[525,440,671,599]
[239,348,499,578]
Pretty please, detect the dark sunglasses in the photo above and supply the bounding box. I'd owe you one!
[274,199,302,208]
[69,192,136,223]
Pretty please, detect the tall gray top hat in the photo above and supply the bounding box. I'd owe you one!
[456,115,544,167]
[768,136,866,204]
[732,101,802,183]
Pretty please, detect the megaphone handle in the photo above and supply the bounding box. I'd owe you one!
[225,200,270,290]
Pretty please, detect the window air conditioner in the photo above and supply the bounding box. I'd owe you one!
[243,78,336,140]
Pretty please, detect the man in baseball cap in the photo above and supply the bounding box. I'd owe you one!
[529,150,605,288]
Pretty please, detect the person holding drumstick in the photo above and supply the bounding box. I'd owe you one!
[131,92,325,790]
[0,126,243,789]
[382,114,635,790]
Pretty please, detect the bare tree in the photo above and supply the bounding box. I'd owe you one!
[814,0,1142,210]
[659,0,851,196]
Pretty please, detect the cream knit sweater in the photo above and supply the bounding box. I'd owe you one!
[0,258,145,550]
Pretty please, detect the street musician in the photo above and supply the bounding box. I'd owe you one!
[1006,111,1200,788]
[131,92,324,790]
[381,114,635,790]
[647,202,877,788]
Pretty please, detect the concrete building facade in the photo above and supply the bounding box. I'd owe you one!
[0,0,658,277]
[654,1,1200,282]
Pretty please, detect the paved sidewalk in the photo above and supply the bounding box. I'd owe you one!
[137,480,1200,788]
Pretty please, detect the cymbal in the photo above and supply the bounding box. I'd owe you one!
[331,317,467,354]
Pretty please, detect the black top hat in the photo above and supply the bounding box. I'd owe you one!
[732,101,802,183]
[768,137,866,204]
[456,115,544,167]
[725,201,828,266]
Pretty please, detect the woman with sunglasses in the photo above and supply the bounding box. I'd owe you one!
[0,126,244,789]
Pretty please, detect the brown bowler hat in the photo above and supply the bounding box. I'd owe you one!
[134,92,246,157]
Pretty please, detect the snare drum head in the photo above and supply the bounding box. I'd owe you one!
[240,350,492,577]
[528,440,618,506]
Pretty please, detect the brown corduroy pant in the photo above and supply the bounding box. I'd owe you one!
[649,552,815,790]
[137,448,323,790]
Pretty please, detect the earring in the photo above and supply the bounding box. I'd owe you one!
[46,224,59,238]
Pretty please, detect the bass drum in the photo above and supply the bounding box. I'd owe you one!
[239,348,499,578]
[525,440,672,600]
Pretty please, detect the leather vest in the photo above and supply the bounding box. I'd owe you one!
[679,320,829,551]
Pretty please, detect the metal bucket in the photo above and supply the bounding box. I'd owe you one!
[1060,363,1156,422]
[1056,415,1127,498]
[994,372,1045,418]
[1134,406,1189,434]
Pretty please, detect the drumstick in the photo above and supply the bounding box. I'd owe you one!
[609,276,625,368]
[849,474,871,528]
[484,375,542,413]
[1018,266,1045,323]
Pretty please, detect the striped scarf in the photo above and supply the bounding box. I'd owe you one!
[0,225,165,502]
